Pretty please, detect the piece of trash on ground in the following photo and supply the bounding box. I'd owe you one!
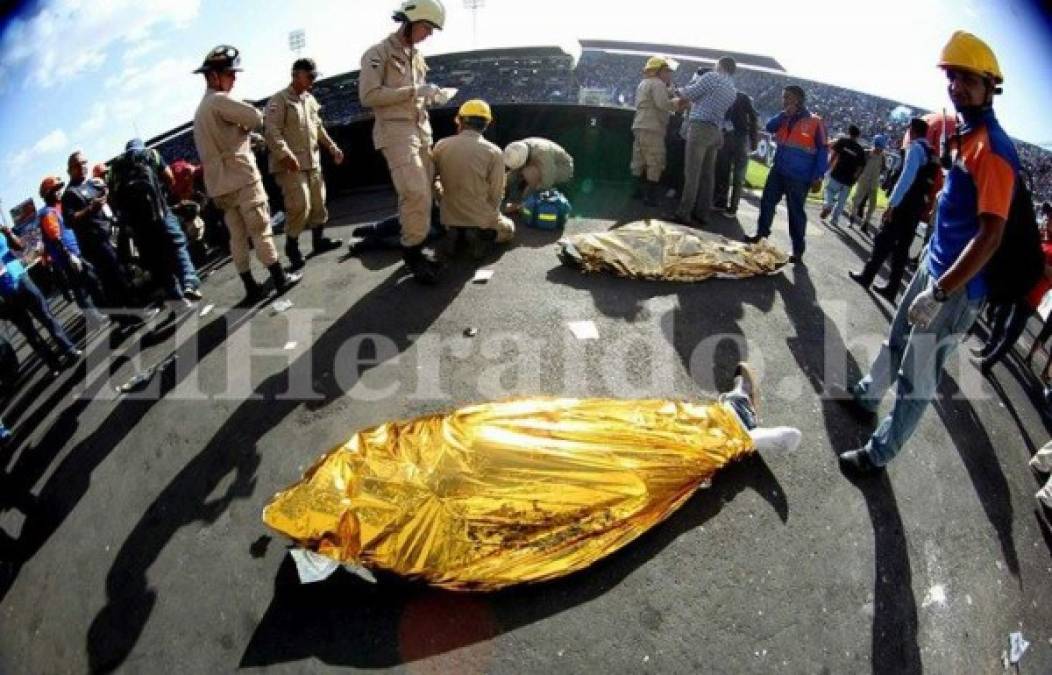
[115,354,178,394]
[472,269,494,283]
[271,298,293,315]
[290,548,339,584]
[1009,631,1029,664]
[463,327,479,337]
[567,320,599,340]
[199,303,215,318]
[283,341,297,351]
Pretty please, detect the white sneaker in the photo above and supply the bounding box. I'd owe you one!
[1029,441,1052,474]
[1036,475,1052,508]
[748,426,802,453]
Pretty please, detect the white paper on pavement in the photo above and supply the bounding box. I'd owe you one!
[472,269,494,283]
[1009,631,1029,664]
[567,320,599,340]
[289,549,340,584]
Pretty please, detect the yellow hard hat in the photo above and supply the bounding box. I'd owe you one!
[643,55,678,74]
[937,30,1003,84]
[457,98,492,122]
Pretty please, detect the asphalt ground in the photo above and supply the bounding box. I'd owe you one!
[1,181,1051,674]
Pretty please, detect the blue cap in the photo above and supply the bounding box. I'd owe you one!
[125,138,145,152]
[872,134,888,150]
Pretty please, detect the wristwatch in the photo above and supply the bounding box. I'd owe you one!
[932,283,949,302]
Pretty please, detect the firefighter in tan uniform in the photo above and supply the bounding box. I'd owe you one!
[502,138,574,212]
[359,0,452,284]
[264,58,344,270]
[632,56,682,206]
[432,99,515,259]
[191,45,300,303]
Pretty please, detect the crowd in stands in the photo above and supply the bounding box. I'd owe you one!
[139,46,1051,204]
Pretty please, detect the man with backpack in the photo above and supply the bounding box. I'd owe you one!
[848,117,938,300]
[714,91,759,215]
[838,31,1026,476]
[108,140,198,314]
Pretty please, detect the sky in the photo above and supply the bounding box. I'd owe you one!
[1,0,1050,220]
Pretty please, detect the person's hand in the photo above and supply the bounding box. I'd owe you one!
[432,87,457,105]
[415,83,441,99]
[68,254,83,273]
[907,287,940,329]
[281,156,301,173]
[332,147,345,165]
[810,179,822,194]
[91,196,107,212]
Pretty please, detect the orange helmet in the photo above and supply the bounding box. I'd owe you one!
[39,175,65,198]
[937,30,1003,84]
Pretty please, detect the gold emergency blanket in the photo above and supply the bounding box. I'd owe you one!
[263,397,754,590]
[557,219,789,281]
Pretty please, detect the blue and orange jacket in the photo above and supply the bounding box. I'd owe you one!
[766,108,828,182]
[38,205,83,270]
[928,106,1019,300]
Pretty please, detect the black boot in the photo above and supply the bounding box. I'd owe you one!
[268,262,302,295]
[644,181,660,207]
[311,225,342,255]
[239,271,263,305]
[632,176,645,200]
[285,237,305,271]
[402,244,440,285]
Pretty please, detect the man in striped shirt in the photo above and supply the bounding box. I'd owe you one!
[673,57,737,226]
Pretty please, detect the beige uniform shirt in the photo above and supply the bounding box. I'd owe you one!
[433,130,505,229]
[359,32,432,150]
[632,77,675,133]
[193,89,264,198]
[264,85,337,174]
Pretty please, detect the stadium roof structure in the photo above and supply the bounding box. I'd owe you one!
[579,39,785,73]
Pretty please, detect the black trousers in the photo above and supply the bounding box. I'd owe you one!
[859,207,922,293]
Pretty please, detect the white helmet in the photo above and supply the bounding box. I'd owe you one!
[504,141,529,170]
[393,0,446,29]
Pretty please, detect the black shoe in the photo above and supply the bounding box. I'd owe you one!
[285,237,305,271]
[838,448,883,477]
[873,284,898,301]
[239,271,264,305]
[311,227,342,255]
[848,271,871,289]
[269,262,302,295]
[643,181,660,207]
[402,244,440,285]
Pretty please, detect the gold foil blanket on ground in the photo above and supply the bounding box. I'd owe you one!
[263,398,755,591]
[557,219,789,281]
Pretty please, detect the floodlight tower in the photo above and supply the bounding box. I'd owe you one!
[289,29,307,57]
[463,0,484,48]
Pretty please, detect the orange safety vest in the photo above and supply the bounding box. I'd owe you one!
[774,115,824,155]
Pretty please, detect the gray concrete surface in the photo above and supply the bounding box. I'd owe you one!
[1,182,1051,674]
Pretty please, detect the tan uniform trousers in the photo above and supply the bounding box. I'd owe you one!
[275,169,328,239]
[381,133,433,248]
[213,181,279,274]
[631,129,667,182]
